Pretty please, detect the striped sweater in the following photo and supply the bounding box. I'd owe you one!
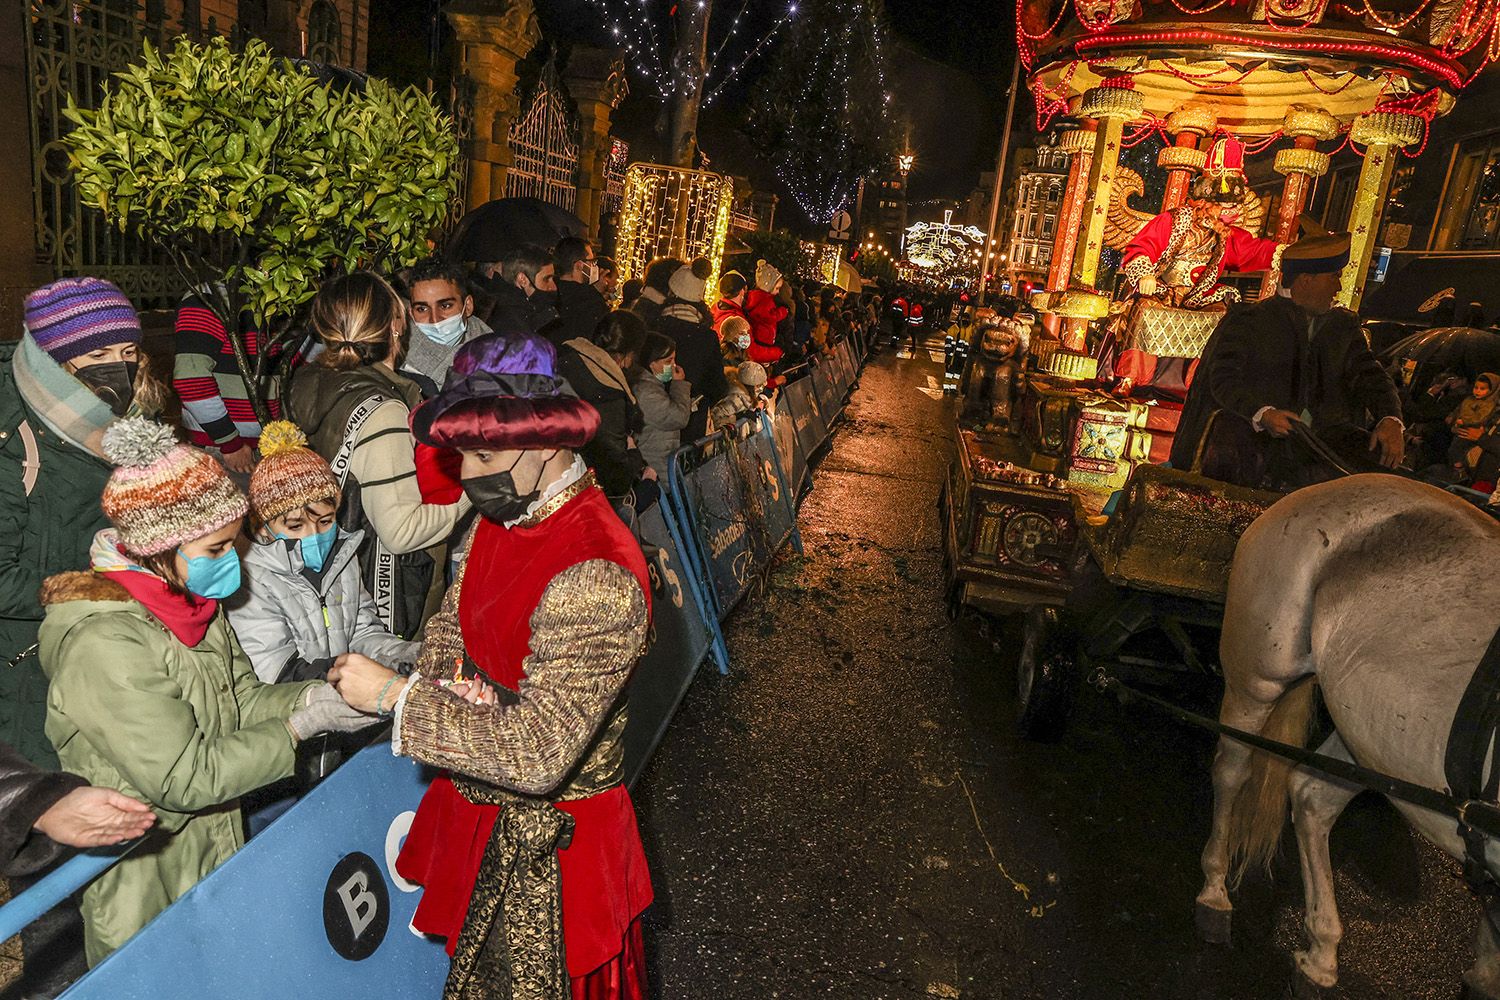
[171,299,287,453]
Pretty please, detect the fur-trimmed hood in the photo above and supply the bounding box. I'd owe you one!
[39,570,130,608]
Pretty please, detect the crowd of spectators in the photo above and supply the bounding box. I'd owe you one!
[0,236,887,991]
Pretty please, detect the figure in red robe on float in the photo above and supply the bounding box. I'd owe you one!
[1110,138,1286,392]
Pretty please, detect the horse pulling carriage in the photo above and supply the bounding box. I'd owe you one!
[934,0,1500,980]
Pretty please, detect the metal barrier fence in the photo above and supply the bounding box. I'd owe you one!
[0,335,869,996]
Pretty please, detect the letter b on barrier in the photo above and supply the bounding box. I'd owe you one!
[323,852,390,961]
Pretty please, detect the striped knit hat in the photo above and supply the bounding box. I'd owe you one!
[100,417,248,556]
[248,421,338,523]
[24,277,142,365]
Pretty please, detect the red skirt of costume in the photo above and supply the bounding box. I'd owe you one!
[396,484,654,995]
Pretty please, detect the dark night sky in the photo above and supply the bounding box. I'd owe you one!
[371,0,1022,228]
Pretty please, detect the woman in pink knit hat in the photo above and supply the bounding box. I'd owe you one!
[0,277,168,773]
[36,417,376,964]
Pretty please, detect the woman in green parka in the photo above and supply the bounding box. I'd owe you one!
[0,277,168,770]
[37,417,376,964]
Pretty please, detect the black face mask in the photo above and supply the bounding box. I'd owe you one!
[462,451,557,525]
[74,361,138,417]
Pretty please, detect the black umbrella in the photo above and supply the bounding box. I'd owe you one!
[1384,325,1500,396]
[446,197,588,264]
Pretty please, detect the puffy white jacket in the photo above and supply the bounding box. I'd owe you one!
[226,528,420,683]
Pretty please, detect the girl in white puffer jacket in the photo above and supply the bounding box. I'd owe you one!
[226,422,418,684]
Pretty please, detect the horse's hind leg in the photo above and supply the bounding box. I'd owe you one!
[1464,905,1500,999]
[1288,733,1360,990]
[1196,685,1279,943]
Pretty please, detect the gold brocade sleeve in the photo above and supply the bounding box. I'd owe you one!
[396,559,648,796]
[413,522,476,677]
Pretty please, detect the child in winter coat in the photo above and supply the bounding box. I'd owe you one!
[38,417,373,964]
[630,333,694,480]
[228,421,420,684]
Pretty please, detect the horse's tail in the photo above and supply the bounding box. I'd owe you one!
[1226,676,1318,885]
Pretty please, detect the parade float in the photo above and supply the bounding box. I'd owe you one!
[942,0,1500,736]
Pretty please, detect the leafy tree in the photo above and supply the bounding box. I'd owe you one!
[743,0,896,225]
[733,229,812,284]
[63,37,457,423]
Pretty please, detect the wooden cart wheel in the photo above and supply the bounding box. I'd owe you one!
[1016,604,1076,741]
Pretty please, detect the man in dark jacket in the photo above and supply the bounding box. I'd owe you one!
[655,260,729,441]
[551,236,609,348]
[629,257,683,330]
[1171,233,1405,487]
[479,244,558,338]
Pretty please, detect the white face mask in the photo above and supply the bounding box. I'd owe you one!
[416,313,467,347]
[735,334,752,351]
[582,261,600,285]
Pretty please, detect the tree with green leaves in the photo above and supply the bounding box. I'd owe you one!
[733,229,812,284]
[743,0,896,226]
[63,37,457,423]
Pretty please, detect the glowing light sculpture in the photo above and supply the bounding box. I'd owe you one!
[616,163,734,302]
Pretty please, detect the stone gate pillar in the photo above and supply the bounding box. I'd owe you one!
[445,0,541,211]
[565,47,629,241]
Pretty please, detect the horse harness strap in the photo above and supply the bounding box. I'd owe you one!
[1444,622,1500,894]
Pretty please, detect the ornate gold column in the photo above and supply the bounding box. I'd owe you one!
[565,47,629,241]
[1338,110,1425,310]
[1258,106,1339,298]
[1054,77,1143,323]
[1046,123,1096,293]
[445,0,542,211]
[1158,107,1214,212]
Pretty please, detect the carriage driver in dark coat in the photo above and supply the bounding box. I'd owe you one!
[1169,232,1405,489]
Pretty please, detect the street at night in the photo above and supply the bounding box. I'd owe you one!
[637,342,1479,999]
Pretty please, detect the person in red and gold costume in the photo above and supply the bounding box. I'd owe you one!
[1121,138,1283,309]
[330,331,652,1000]
[1110,138,1286,393]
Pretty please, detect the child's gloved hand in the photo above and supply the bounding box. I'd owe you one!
[287,683,378,742]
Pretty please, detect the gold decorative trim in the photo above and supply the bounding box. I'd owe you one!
[1164,106,1216,136]
[1058,129,1095,155]
[1349,111,1425,148]
[1050,289,1113,320]
[1282,106,1341,141]
[516,470,597,528]
[1079,86,1144,122]
[1157,146,1207,171]
[1273,146,1330,177]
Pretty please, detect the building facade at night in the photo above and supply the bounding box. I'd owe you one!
[1004,137,1069,292]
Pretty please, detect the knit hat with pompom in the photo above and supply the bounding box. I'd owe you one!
[101,417,248,556]
[248,421,338,523]
[668,257,713,302]
[755,259,784,294]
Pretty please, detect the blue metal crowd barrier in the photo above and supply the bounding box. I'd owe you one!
[0,334,873,991]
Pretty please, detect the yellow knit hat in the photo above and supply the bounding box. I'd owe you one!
[248,421,339,523]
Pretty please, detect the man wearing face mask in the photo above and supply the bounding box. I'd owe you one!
[400,258,493,395]
[479,243,559,339]
[550,236,609,348]
[329,332,655,1000]
[0,278,168,772]
[1172,233,1405,489]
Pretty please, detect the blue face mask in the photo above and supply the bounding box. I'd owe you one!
[299,523,337,573]
[415,313,467,347]
[180,548,241,600]
[275,523,338,573]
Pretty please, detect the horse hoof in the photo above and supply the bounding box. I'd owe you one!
[1195,902,1232,945]
[1288,969,1326,1000]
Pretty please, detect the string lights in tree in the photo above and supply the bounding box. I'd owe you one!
[584,0,798,103]
[744,0,895,223]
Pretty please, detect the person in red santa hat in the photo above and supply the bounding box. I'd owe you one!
[330,331,652,1000]
[1111,137,1286,392]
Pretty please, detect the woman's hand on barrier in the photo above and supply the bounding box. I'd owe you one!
[328,653,402,714]
[34,786,156,848]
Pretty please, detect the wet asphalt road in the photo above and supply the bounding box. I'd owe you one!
[633,342,1479,999]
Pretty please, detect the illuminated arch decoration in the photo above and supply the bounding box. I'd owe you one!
[902,211,987,276]
[615,164,734,302]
